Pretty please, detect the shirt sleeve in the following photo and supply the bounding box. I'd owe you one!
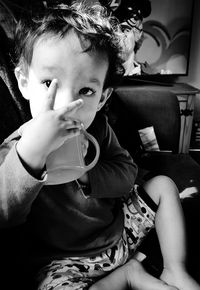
[88,116,138,198]
[0,136,45,227]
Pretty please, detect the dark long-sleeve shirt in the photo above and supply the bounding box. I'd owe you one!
[0,112,137,263]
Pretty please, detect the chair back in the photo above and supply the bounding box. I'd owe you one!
[108,87,181,155]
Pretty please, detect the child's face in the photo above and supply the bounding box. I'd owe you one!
[17,30,112,129]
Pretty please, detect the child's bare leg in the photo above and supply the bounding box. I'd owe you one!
[89,258,178,290]
[143,175,200,290]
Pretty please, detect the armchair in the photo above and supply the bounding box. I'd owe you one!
[107,86,200,282]
[108,86,200,193]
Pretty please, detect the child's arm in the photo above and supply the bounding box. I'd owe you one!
[0,137,44,226]
[0,79,83,226]
[86,115,138,198]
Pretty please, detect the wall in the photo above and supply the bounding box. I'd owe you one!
[179,0,200,119]
[137,0,193,75]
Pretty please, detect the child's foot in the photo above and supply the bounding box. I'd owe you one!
[160,266,200,290]
[89,259,178,290]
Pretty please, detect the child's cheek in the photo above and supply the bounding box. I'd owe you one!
[81,111,97,129]
[79,102,100,129]
[28,89,47,117]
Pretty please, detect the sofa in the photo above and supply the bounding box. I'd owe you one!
[0,26,200,288]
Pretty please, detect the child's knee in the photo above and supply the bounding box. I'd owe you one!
[143,175,179,205]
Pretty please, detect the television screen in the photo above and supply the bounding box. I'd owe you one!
[100,0,194,80]
[137,0,194,76]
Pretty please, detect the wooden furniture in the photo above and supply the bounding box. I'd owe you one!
[171,83,200,153]
[118,83,200,153]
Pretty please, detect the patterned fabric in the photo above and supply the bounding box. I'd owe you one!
[37,185,157,290]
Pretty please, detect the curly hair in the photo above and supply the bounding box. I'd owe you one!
[14,1,125,88]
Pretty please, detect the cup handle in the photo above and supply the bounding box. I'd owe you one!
[82,130,100,171]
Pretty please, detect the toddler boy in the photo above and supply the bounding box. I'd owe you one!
[0,2,199,290]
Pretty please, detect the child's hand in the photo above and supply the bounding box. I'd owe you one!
[81,133,89,158]
[16,79,83,174]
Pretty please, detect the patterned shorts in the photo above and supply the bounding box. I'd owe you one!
[37,185,157,290]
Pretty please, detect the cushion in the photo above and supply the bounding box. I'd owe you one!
[138,151,200,193]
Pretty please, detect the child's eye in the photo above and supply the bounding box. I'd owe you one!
[79,87,95,96]
[42,80,52,88]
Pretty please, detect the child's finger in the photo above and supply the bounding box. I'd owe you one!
[64,119,83,131]
[63,128,81,140]
[58,98,84,117]
[42,79,58,112]
[81,138,89,157]
[18,119,34,136]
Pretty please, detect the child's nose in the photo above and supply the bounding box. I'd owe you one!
[53,91,76,110]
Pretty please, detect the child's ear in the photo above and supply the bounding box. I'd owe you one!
[97,87,113,111]
[14,67,30,100]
